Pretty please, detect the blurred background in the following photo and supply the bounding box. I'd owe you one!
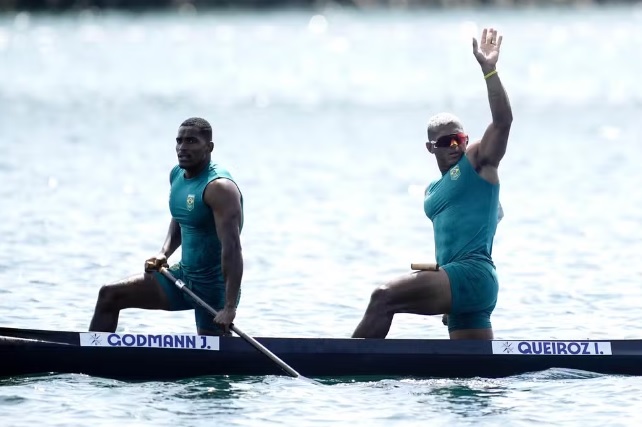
[0,0,639,12]
[3,0,642,425]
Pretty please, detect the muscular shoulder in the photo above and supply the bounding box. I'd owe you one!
[203,178,242,208]
[465,141,482,165]
[465,141,500,184]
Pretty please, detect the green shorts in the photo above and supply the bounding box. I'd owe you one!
[153,264,236,333]
[441,258,499,332]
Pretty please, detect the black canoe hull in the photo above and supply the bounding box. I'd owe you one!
[1,327,640,381]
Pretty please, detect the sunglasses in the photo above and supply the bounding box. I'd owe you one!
[429,132,469,148]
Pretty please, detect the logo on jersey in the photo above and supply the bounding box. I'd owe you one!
[449,165,461,180]
[186,194,195,211]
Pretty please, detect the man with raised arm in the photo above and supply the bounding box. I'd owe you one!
[352,27,512,340]
[89,117,244,336]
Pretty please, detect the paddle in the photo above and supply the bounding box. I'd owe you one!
[410,262,439,271]
[158,267,317,384]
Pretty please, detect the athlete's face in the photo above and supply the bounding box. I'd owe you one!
[175,126,212,170]
[426,123,468,171]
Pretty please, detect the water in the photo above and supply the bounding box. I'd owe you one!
[1,3,642,425]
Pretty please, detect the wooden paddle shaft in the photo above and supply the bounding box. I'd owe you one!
[158,267,303,380]
[411,262,439,271]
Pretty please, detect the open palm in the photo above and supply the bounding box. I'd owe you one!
[473,28,502,67]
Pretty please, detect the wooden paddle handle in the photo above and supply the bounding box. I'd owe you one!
[411,262,440,271]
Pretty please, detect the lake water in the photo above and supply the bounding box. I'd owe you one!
[1,3,642,426]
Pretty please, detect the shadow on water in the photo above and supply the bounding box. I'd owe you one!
[0,373,260,400]
[171,375,270,400]
[410,369,612,417]
[421,380,511,417]
[319,375,514,417]
[312,369,616,418]
[0,367,611,388]
[93,371,588,389]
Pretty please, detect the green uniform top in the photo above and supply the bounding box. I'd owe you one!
[169,161,243,284]
[423,154,500,266]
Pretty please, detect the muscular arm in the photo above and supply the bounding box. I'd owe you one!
[476,66,513,168]
[160,218,181,258]
[203,178,243,309]
[160,168,182,259]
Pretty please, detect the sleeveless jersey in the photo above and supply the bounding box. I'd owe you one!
[168,161,244,284]
[423,154,500,266]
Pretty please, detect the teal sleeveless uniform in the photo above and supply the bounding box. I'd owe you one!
[424,153,500,332]
[154,161,243,332]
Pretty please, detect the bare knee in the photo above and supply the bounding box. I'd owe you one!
[95,284,125,312]
[367,285,393,313]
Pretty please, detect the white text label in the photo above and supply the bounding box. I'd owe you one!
[79,332,219,350]
[492,340,612,356]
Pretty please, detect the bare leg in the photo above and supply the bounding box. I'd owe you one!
[89,272,171,332]
[352,270,452,339]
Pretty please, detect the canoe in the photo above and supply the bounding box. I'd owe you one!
[0,326,637,381]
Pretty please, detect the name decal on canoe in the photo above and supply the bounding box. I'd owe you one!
[491,340,612,356]
[78,332,219,350]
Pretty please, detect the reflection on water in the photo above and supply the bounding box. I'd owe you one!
[174,375,266,401]
[414,379,510,418]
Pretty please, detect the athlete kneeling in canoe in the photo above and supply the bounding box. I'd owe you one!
[352,27,512,340]
[89,117,244,336]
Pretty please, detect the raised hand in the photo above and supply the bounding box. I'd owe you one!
[472,28,503,69]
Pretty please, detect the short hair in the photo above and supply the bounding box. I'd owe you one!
[180,117,213,141]
[427,112,463,139]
